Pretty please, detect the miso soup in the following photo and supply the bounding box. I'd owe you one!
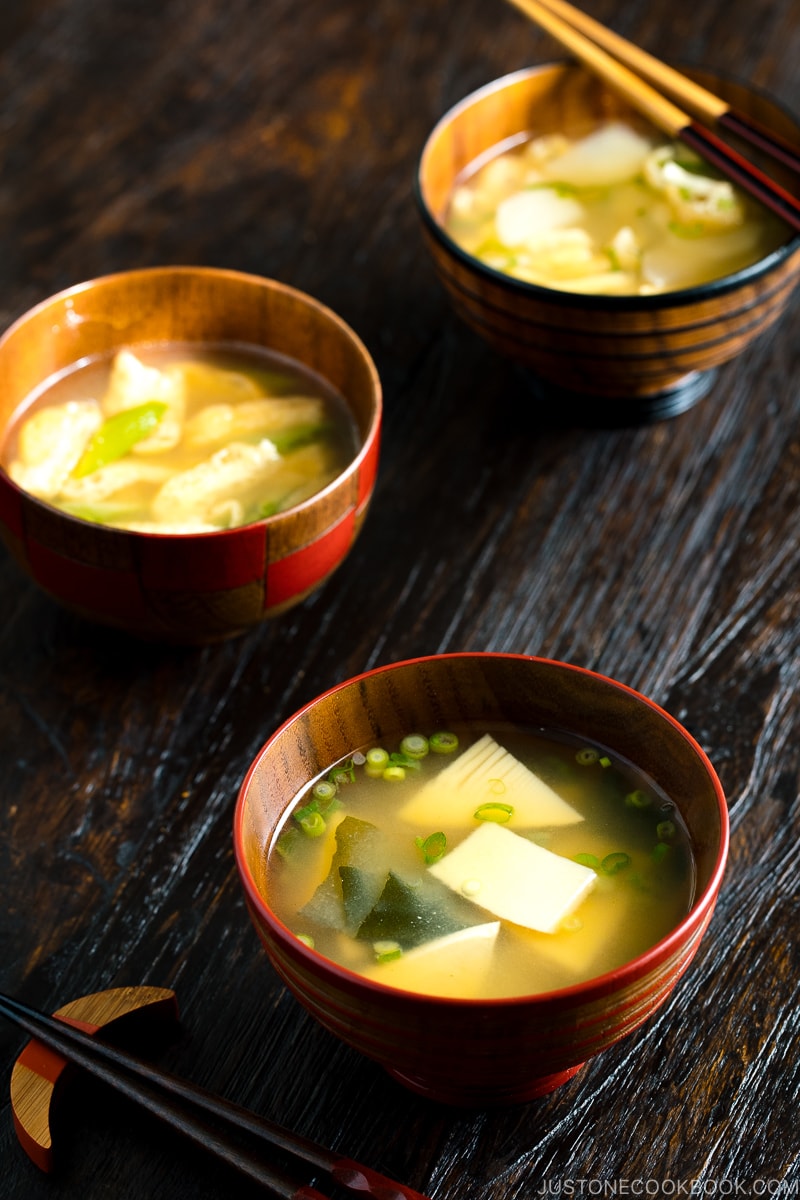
[2,343,358,532]
[443,121,789,295]
[267,724,696,1000]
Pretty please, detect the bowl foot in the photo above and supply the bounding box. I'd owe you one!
[519,367,718,426]
[384,1061,586,1105]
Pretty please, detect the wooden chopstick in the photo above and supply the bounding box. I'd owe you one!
[521,0,800,175]
[0,990,431,1200]
[504,0,800,232]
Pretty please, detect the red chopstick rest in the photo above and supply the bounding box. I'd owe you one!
[9,985,179,1173]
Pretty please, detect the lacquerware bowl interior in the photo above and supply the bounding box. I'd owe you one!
[416,62,800,423]
[0,266,382,643]
[235,652,729,1105]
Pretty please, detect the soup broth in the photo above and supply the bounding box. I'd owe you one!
[2,342,358,532]
[267,724,696,1000]
[443,121,789,295]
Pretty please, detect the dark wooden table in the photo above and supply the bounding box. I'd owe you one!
[1,0,799,1196]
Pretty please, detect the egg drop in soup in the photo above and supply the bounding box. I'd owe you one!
[443,121,789,294]
[267,725,697,1000]
[2,344,358,532]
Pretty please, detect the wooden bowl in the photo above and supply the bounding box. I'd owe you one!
[416,63,800,423]
[234,652,729,1105]
[0,267,381,642]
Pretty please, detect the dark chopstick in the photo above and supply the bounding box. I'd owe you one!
[526,0,800,176]
[0,991,431,1200]
[504,0,800,233]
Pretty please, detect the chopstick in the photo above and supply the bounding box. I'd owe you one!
[521,0,800,176]
[0,990,431,1200]
[504,0,800,232]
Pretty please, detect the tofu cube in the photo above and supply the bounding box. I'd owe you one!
[362,921,501,998]
[428,822,596,934]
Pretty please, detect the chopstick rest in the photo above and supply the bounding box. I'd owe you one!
[10,984,179,1173]
[2,986,432,1200]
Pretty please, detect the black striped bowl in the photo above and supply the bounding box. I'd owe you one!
[416,63,800,423]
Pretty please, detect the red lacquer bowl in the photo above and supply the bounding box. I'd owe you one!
[234,652,729,1105]
[0,267,381,643]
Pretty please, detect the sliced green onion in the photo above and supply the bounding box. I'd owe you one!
[429,731,459,754]
[388,751,421,771]
[474,801,514,823]
[415,831,447,864]
[72,401,168,478]
[274,827,301,860]
[292,800,316,822]
[656,820,676,840]
[329,759,355,786]
[668,219,706,239]
[373,940,403,963]
[296,933,315,949]
[625,789,652,808]
[400,734,429,760]
[575,748,599,765]
[602,851,631,875]
[487,778,506,795]
[297,811,326,837]
[652,842,671,863]
[599,756,612,768]
[382,765,406,782]
[574,852,600,869]
[364,747,390,777]
[270,422,328,455]
[312,779,338,808]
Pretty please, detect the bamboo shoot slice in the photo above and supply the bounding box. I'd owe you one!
[397,734,583,828]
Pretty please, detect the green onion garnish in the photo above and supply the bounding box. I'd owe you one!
[400,734,429,760]
[297,934,315,949]
[625,789,652,808]
[258,500,282,518]
[656,820,676,840]
[297,811,326,837]
[575,748,599,765]
[602,851,631,875]
[474,801,514,824]
[429,731,459,754]
[329,759,355,786]
[364,747,390,777]
[71,401,168,478]
[415,831,447,864]
[270,422,329,455]
[652,842,671,863]
[599,756,612,768]
[388,751,421,771]
[312,779,338,809]
[274,827,301,860]
[574,852,600,869]
[382,765,406,783]
[373,940,403,963]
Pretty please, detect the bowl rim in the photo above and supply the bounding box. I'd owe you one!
[234,650,730,1011]
[0,264,382,541]
[415,61,800,311]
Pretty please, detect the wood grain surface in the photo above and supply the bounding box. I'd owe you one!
[1,0,798,1196]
